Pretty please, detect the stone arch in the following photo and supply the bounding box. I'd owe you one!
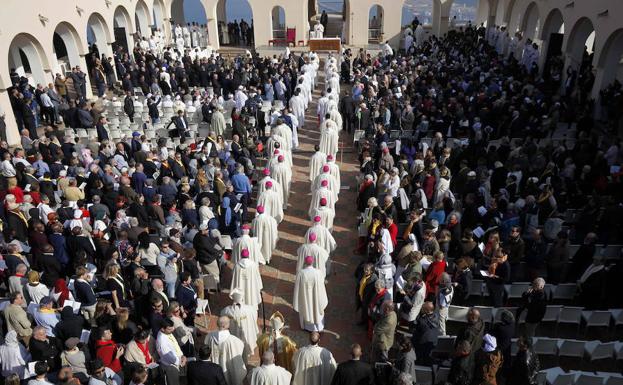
[503,0,516,25]
[113,5,135,52]
[215,0,254,46]
[596,28,623,90]
[153,0,167,30]
[271,6,286,40]
[53,22,85,75]
[87,12,114,56]
[565,17,595,71]
[8,33,51,86]
[368,4,384,43]
[135,0,153,37]
[540,8,564,41]
[520,2,539,40]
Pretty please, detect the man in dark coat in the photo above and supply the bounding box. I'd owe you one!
[124,91,135,123]
[339,91,355,133]
[187,345,227,385]
[166,110,189,139]
[95,116,109,142]
[411,301,440,365]
[330,344,375,385]
[455,307,485,354]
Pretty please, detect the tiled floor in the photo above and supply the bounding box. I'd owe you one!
[205,69,368,365]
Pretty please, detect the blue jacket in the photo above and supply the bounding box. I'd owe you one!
[49,233,70,267]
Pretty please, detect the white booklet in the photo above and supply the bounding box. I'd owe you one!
[196,298,210,314]
[64,300,82,314]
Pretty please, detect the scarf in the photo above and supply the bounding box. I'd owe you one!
[136,340,152,364]
[54,279,70,307]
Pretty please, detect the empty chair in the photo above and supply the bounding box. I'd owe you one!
[431,336,456,358]
[541,305,563,323]
[610,309,623,328]
[604,373,623,385]
[434,366,450,385]
[507,282,531,300]
[584,341,615,363]
[543,367,574,385]
[575,373,606,385]
[414,365,433,385]
[552,284,577,301]
[448,306,470,323]
[557,307,583,334]
[533,337,560,357]
[582,311,612,335]
[557,339,586,359]
[469,279,484,297]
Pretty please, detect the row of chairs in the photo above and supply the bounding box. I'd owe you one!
[469,281,579,302]
[540,367,623,385]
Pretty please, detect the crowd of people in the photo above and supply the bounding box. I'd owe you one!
[0,10,621,385]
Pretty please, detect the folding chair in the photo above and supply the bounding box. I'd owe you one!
[575,373,607,385]
[542,367,574,385]
[469,279,484,297]
[541,305,563,324]
[557,339,586,360]
[448,306,469,323]
[552,284,577,301]
[507,282,531,300]
[431,336,456,359]
[414,365,433,385]
[584,341,615,363]
[582,310,612,336]
[557,306,583,335]
[533,337,560,368]
[604,373,623,385]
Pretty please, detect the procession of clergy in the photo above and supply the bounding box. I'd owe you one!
[205,55,344,385]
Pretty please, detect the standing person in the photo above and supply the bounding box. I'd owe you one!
[220,289,259,361]
[256,312,298,373]
[411,301,439,365]
[330,344,374,385]
[292,331,337,385]
[205,316,247,385]
[455,308,485,355]
[293,256,329,332]
[447,340,474,385]
[248,351,292,385]
[186,345,227,385]
[473,334,503,385]
[486,248,511,307]
[436,272,454,336]
[508,335,540,385]
[507,226,525,282]
[371,300,397,362]
[516,278,547,338]
[156,318,187,385]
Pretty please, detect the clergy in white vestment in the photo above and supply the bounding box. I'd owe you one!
[312,22,324,39]
[232,225,265,265]
[319,117,339,156]
[309,146,327,182]
[235,86,249,110]
[327,104,342,132]
[305,215,337,255]
[270,155,292,209]
[404,32,414,52]
[252,205,279,265]
[415,24,424,46]
[257,312,298,372]
[272,121,293,153]
[286,110,300,149]
[293,256,328,332]
[174,24,183,38]
[257,168,282,202]
[296,232,330,275]
[317,92,329,122]
[205,316,247,385]
[312,166,339,199]
[308,180,336,218]
[230,249,263,308]
[289,90,306,128]
[325,154,341,189]
[257,181,284,223]
[292,331,337,385]
[267,134,292,167]
[211,105,226,136]
[220,288,259,360]
[311,198,335,231]
[176,37,185,54]
[249,351,292,385]
[157,318,187,385]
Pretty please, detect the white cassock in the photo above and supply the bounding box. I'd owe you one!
[289,95,305,128]
[308,187,336,218]
[220,304,259,355]
[296,242,329,275]
[249,364,292,385]
[232,234,265,265]
[328,107,342,132]
[206,330,247,385]
[293,265,328,331]
[305,223,336,255]
[319,120,339,156]
[211,109,226,136]
[309,151,327,182]
[327,76,340,98]
[404,34,414,52]
[312,172,339,200]
[313,23,324,39]
[317,96,329,121]
[175,25,183,38]
[252,212,279,264]
[267,135,291,167]
[272,124,292,153]
[325,161,341,190]
[230,258,263,308]
[292,344,337,385]
[415,25,424,46]
[176,37,185,53]
[311,206,335,231]
[257,176,282,197]
[183,27,191,47]
[235,90,248,111]
[270,160,292,209]
[287,112,300,149]
[257,188,284,223]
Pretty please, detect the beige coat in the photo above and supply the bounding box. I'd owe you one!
[4,303,32,337]
[124,337,159,365]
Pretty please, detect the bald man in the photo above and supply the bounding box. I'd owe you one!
[248,351,292,385]
[292,332,337,385]
[330,344,374,385]
[205,316,247,385]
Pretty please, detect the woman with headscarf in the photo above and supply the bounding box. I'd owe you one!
[218,196,239,237]
[0,331,31,379]
[51,278,74,308]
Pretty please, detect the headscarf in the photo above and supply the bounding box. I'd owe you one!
[222,197,232,226]
[0,330,29,378]
[54,278,70,307]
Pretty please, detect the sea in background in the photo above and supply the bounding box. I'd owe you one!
[183,0,478,26]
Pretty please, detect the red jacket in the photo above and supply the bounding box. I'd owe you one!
[387,223,398,247]
[425,260,447,294]
[95,339,122,373]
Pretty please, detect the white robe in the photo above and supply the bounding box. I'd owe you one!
[293,266,328,331]
[305,223,336,255]
[289,94,306,127]
[270,161,292,209]
[415,25,424,46]
[311,206,335,231]
[311,172,339,200]
[317,96,329,121]
[292,345,337,385]
[319,120,339,156]
[272,124,292,152]
[230,258,263,308]
[257,176,282,197]
[252,213,279,264]
[232,234,265,265]
[257,188,284,224]
[296,243,329,275]
[309,151,327,182]
[220,303,259,354]
[325,161,341,190]
[211,110,226,136]
[235,90,248,111]
[206,330,247,385]
[249,364,292,385]
[309,187,336,218]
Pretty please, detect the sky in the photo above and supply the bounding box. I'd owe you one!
[182,0,479,26]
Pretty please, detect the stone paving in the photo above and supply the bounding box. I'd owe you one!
[205,68,369,364]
